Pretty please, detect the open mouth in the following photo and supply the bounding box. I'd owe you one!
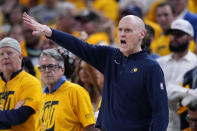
[120,40,126,45]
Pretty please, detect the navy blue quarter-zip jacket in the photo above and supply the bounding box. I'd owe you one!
[48,29,169,131]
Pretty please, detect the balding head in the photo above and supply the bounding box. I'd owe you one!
[120,15,145,33]
[118,15,146,57]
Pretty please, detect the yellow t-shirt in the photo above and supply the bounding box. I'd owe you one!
[37,81,95,131]
[0,70,42,131]
[144,0,164,23]
[87,32,109,45]
[151,34,196,56]
[73,31,110,45]
[188,0,197,14]
[144,19,162,41]
[20,40,28,57]
[93,0,118,23]
[182,128,192,131]
[144,0,197,23]
[19,0,44,7]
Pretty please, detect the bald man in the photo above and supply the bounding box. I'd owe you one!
[23,13,169,131]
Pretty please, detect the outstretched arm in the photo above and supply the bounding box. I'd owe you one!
[23,12,114,73]
[23,12,52,37]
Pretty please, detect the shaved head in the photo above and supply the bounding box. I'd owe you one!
[120,15,145,32]
[118,15,146,56]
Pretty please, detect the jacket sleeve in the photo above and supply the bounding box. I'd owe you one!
[47,28,114,73]
[146,64,169,131]
[0,106,34,125]
[0,122,11,129]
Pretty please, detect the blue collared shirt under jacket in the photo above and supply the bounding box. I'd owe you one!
[48,29,169,131]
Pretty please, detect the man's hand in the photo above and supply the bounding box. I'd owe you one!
[167,83,189,102]
[182,89,197,106]
[15,100,25,109]
[84,124,100,131]
[23,12,52,37]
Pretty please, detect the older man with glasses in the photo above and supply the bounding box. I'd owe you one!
[37,48,97,131]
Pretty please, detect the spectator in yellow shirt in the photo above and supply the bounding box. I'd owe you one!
[0,37,42,131]
[37,48,96,131]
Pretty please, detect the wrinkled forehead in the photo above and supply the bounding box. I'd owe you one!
[119,16,145,30]
[40,55,58,65]
[0,46,19,53]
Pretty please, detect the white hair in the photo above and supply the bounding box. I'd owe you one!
[57,2,76,18]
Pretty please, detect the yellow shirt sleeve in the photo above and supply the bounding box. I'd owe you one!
[72,84,95,127]
[20,73,42,111]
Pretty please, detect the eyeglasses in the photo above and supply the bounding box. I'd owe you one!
[38,64,61,72]
[186,115,197,123]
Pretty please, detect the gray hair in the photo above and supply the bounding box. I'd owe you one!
[40,49,64,68]
[57,2,76,18]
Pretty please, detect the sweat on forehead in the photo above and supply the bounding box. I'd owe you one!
[120,15,145,30]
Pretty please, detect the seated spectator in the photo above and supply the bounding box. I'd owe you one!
[74,60,102,112]
[183,101,197,131]
[0,37,42,130]
[37,48,96,130]
[142,24,160,59]
[29,0,58,25]
[75,9,110,45]
[9,24,24,43]
[157,19,197,131]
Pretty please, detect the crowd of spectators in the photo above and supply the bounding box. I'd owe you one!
[0,0,197,130]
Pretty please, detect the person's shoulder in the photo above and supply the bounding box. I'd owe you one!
[63,81,89,94]
[187,51,197,60]
[186,11,197,18]
[145,57,160,67]
[17,71,42,91]
[156,54,172,65]
[21,71,40,81]
[150,53,160,59]
[184,66,197,79]
[20,71,41,86]
[185,11,197,22]
[141,54,164,71]
[138,55,160,72]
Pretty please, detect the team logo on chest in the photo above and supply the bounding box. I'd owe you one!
[40,100,59,130]
[130,67,138,73]
[160,82,164,90]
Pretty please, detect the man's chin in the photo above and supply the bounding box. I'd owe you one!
[120,48,127,53]
[1,67,13,73]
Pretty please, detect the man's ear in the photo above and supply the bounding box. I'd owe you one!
[188,36,194,42]
[19,53,23,61]
[140,29,147,40]
[61,67,65,74]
